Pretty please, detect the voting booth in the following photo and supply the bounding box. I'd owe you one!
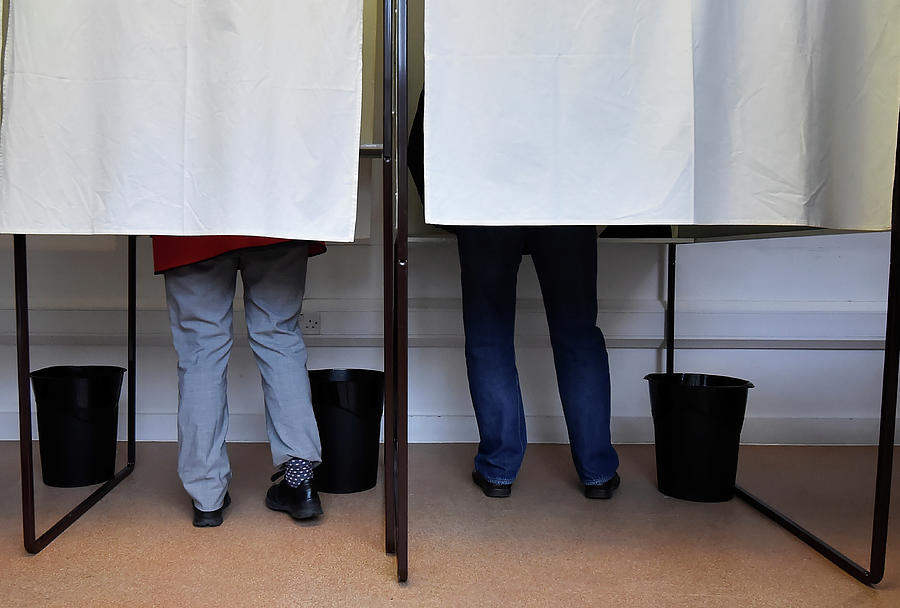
[2,0,899,586]
[0,0,396,563]
[418,0,900,586]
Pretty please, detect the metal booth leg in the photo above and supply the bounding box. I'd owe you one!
[666,243,676,373]
[665,228,895,584]
[382,0,409,582]
[17,235,137,554]
[382,0,398,559]
[393,0,410,584]
[733,224,897,584]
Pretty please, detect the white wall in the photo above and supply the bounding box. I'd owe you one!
[0,222,896,445]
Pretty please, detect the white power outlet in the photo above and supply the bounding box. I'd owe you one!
[300,312,321,335]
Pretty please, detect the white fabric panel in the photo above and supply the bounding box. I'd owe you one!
[424,1,900,229]
[0,0,364,240]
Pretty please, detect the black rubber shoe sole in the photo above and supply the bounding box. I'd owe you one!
[193,492,231,527]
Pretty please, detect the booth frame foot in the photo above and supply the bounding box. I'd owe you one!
[730,217,897,586]
[16,235,138,555]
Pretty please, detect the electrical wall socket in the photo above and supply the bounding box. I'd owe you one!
[300,312,321,335]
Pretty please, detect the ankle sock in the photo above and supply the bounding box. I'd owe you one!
[284,458,313,488]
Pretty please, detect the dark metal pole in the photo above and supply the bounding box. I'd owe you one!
[127,236,137,467]
[866,105,900,584]
[395,0,410,584]
[381,0,398,557]
[666,243,676,374]
[15,235,37,552]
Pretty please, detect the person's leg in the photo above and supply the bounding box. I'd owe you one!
[528,226,620,487]
[164,254,239,513]
[238,244,320,469]
[239,243,322,519]
[457,226,527,485]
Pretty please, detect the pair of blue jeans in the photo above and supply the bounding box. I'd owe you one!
[456,226,619,486]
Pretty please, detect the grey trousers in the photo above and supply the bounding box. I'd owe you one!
[164,244,321,512]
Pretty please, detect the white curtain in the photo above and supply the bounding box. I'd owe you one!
[424,0,900,229]
[0,0,364,240]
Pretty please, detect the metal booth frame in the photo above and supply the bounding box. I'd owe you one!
[382,0,410,583]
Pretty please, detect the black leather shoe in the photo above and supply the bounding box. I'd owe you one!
[584,473,621,500]
[265,471,323,520]
[193,492,231,527]
[472,470,512,498]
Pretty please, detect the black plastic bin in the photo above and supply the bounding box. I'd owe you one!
[309,369,385,494]
[645,373,753,502]
[31,366,125,488]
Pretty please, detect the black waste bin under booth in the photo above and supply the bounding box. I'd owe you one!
[31,365,125,488]
[645,373,753,502]
[309,369,385,494]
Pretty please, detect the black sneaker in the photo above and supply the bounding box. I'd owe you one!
[265,470,323,520]
[193,492,231,527]
[583,473,621,500]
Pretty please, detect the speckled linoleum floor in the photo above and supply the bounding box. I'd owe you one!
[0,442,898,607]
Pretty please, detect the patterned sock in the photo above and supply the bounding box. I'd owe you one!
[284,458,314,488]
